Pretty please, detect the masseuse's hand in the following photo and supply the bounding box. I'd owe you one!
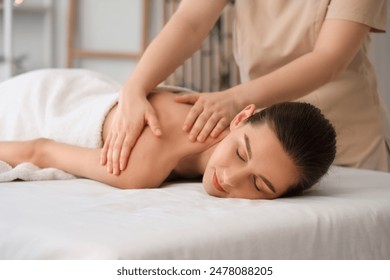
[100,91,162,175]
[174,91,239,142]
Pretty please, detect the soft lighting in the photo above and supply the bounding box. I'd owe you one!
[14,0,25,6]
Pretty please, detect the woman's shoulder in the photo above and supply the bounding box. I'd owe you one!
[148,89,224,155]
[149,91,193,135]
[120,92,185,187]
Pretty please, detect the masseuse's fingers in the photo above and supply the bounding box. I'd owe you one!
[101,93,162,174]
[174,94,200,132]
[174,93,200,105]
[182,101,204,136]
[118,123,144,172]
[100,133,111,165]
[190,111,215,142]
[106,133,117,174]
[185,91,239,142]
[112,133,125,175]
[196,113,227,142]
[119,136,132,172]
[111,120,142,174]
[187,106,208,142]
[117,106,162,172]
[146,110,162,137]
[210,118,229,138]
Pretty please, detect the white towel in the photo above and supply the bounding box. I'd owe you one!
[0,68,120,182]
[0,160,75,181]
[0,68,120,146]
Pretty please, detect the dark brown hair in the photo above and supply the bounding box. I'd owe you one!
[245,102,336,196]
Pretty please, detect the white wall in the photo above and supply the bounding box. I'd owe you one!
[0,0,163,82]
[53,0,163,83]
[0,0,53,74]
[1,0,389,113]
[370,31,390,115]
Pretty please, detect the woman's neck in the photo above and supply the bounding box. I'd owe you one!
[174,146,214,177]
[173,130,228,179]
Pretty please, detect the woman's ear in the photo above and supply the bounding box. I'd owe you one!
[230,104,256,130]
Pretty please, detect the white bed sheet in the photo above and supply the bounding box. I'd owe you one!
[0,166,389,260]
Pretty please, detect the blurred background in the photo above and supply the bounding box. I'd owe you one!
[0,0,389,113]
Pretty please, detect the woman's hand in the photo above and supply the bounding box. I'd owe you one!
[100,92,162,175]
[174,91,240,142]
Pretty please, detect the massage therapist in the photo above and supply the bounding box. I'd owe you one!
[100,0,390,174]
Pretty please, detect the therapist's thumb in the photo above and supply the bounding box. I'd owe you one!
[146,110,162,136]
[174,93,200,105]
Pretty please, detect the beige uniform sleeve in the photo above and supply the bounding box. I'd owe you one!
[326,0,387,32]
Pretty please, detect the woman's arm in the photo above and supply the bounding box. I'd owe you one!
[0,139,168,189]
[0,140,35,167]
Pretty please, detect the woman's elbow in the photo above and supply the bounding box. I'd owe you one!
[31,138,51,167]
[109,177,160,190]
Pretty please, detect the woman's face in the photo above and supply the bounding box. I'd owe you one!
[202,106,299,199]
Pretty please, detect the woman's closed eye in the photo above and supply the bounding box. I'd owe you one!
[253,176,263,192]
[236,148,246,162]
[236,148,262,192]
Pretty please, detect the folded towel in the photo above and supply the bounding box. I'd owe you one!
[0,160,75,181]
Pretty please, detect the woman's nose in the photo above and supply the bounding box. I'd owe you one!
[222,168,246,188]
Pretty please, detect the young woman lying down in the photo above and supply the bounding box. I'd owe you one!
[0,69,336,199]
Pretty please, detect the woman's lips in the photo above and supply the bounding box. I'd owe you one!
[213,171,226,193]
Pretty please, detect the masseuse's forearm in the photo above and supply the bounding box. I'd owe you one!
[123,18,202,95]
[227,19,370,109]
[227,51,342,109]
[122,0,226,97]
